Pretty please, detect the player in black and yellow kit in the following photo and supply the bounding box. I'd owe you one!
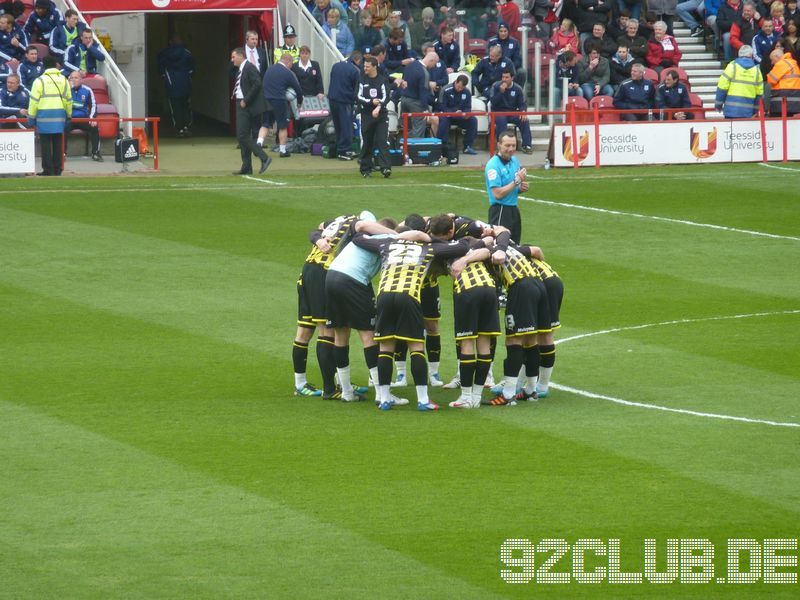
[353,214,485,411]
[447,241,502,409]
[487,230,552,406]
[529,254,564,398]
[292,213,394,400]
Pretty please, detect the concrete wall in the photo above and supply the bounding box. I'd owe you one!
[92,14,147,118]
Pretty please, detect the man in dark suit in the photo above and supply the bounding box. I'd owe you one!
[244,30,268,78]
[230,47,271,175]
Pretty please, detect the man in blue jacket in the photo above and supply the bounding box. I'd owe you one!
[263,52,304,157]
[24,0,62,44]
[327,50,362,160]
[18,45,44,92]
[490,70,532,153]
[472,45,516,98]
[436,74,478,155]
[63,28,105,76]
[50,9,85,63]
[613,63,655,120]
[488,23,526,87]
[397,49,439,138]
[0,73,29,128]
[0,13,28,62]
[157,32,194,136]
[67,70,102,161]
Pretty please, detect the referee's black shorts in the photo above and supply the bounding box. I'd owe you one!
[488,203,522,243]
[374,292,424,343]
[453,286,501,340]
[325,269,376,331]
[297,262,327,327]
[504,276,550,338]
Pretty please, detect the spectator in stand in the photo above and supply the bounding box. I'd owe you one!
[355,10,382,54]
[437,74,479,155]
[610,44,636,88]
[67,70,102,161]
[730,2,761,59]
[328,50,361,160]
[28,55,71,176]
[788,0,799,18]
[607,12,630,40]
[157,32,194,137]
[262,53,304,157]
[18,45,43,92]
[554,50,583,106]
[243,30,268,78]
[676,0,707,36]
[583,22,617,57]
[646,20,682,73]
[705,0,724,41]
[613,62,655,118]
[576,0,612,46]
[63,28,105,76]
[324,8,356,56]
[434,26,461,72]
[531,0,555,39]
[498,0,522,36]
[410,7,438,54]
[656,68,693,118]
[368,0,392,30]
[0,61,12,88]
[767,45,800,113]
[346,0,362,26]
[489,23,526,86]
[648,0,679,34]
[490,69,533,153]
[293,45,324,99]
[24,0,61,45]
[617,0,644,21]
[785,15,799,46]
[0,73,28,127]
[382,11,411,47]
[273,24,300,63]
[577,43,613,97]
[473,44,516,97]
[313,0,350,27]
[397,48,438,137]
[0,1,25,23]
[384,26,415,73]
[50,9,84,63]
[617,17,648,63]
[717,0,745,61]
[0,12,27,61]
[753,18,781,63]
[439,8,471,44]
[550,18,580,53]
[716,44,763,116]
[770,1,786,34]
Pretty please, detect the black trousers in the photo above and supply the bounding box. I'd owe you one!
[39,132,63,176]
[168,96,192,132]
[359,111,389,174]
[236,105,268,173]
[66,122,100,155]
[488,203,521,244]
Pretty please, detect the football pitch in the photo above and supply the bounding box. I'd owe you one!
[1,163,799,598]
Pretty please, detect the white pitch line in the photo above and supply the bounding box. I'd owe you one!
[758,163,800,173]
[552,309,800,428]
[549,382,800,428]
[439,183,479,192]
[242,175,287,186]
[436,184,800,242]
[557,309,800,345]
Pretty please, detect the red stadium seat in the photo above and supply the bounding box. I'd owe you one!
[467,38,488,58]
[589,95,617,121]
[643,68,660,86]
[95,103,119,138]
[689,93,706,119]
[91,88,110,104]
[83,75,108,92]
[28,42,49,59]
[564,96,592,122]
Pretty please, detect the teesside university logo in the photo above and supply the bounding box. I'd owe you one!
[690,126,717,159]
[562,130,589,162]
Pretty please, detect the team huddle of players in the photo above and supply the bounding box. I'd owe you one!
[291,209,563,411]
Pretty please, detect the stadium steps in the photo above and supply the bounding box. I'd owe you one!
[672,20,724,117]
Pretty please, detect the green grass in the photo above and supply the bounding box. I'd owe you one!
[1,164,799,598]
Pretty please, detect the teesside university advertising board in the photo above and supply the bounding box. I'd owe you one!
[553,119,800,167]
[0,131,36,174]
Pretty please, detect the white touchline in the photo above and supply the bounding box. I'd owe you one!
[437,185,800,242]
[553,309,800,428]
[242,175,287,186]
[758,163,800,173]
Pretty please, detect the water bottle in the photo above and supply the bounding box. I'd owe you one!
[544,158,551,170]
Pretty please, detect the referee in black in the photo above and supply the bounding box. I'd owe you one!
[357,55,391,178]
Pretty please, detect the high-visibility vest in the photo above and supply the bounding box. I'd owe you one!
[717,60,764,117]
[28,68,72,133]
[767,54,800,90]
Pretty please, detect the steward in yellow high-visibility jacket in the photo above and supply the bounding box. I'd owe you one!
[28,58,72,176]
[715,45,764,118]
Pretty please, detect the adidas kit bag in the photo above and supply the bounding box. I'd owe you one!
[115,137,140,163]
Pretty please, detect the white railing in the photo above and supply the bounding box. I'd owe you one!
[61,0,133,135]
[277,0,343,92]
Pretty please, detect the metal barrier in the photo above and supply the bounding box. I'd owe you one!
[277,0,344,92]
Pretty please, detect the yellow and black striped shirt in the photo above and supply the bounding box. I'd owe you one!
[304,215,358,269]
[453,260,496,294]
[495,245,539,288]
[531,258,559,280]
